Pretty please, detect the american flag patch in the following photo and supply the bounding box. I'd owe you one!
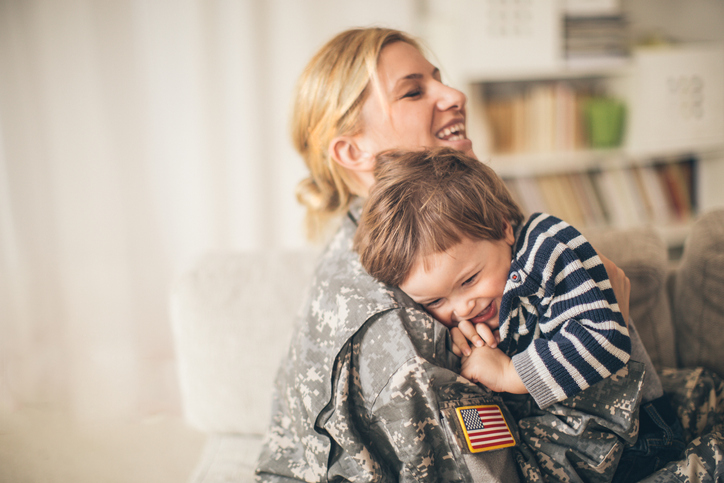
[455,405,516,453]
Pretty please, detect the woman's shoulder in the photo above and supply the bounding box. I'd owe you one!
[303,214,453,354]
[298,215,402,343]
[314,217,397,302]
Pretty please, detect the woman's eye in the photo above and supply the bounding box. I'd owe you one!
[401,88,422,99]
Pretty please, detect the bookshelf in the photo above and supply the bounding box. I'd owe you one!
[420,0,724,249]
[498,154,699,247]
[468,43,724,248]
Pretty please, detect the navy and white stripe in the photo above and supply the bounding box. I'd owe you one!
[498,213,631,409]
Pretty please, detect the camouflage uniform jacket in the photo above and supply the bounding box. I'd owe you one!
[255,201,522,482]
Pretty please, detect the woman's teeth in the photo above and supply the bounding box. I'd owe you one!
[437,123,466,141]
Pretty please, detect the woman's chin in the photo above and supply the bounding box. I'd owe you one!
[444,138,474,156]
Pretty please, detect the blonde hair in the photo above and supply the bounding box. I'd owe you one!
[354,148,524,287]
[292,28,422,242]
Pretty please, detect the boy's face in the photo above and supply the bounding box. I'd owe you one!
[399,224,515,330]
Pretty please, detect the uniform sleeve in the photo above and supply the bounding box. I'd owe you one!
[511,224,631,409]
[344,309,520,483]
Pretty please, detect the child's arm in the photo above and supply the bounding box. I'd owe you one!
[460,345,527,395]
[509,219,631,409]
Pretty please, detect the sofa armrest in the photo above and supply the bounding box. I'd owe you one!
[170,250,318,435]
[669,209,724,376]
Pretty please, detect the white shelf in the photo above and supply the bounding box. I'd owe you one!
[464,61,631,85]
[487,145,724,178]
[486,149,626,177]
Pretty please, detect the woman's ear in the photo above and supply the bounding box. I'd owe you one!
[329,136,375,173]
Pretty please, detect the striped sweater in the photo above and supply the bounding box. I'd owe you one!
[498,213,631,409]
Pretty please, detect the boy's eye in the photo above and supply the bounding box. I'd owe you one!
[425,298,442,309]
[462,272,479,286]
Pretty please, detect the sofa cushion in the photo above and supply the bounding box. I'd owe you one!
[170,250,318,435]
[583,226,677,369]
[671,209,724,376]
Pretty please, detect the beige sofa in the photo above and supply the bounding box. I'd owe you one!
[169,209,724,483]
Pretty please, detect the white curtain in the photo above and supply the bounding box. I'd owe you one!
[0,0,417,421]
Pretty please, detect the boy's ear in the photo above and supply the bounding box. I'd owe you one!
[504,221,515,246]
[329,136,375,173]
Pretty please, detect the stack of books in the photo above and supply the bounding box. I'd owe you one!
[503,157,697,229]
[564,15,630,68]
[484,81,607,154]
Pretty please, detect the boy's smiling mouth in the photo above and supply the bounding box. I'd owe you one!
[468,303,498,327]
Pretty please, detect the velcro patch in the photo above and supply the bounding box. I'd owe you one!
[455,405,516,453]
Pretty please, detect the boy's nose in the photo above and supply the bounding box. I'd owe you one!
[453,298,474,320]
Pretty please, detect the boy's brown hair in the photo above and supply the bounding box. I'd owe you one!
[354,147,524,287]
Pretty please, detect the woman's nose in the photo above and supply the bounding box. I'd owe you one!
[436,83,467,112]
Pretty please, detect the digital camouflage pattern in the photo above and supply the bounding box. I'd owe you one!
[508,362,645,483]
[513,366,724,483]
[639,367,724,483]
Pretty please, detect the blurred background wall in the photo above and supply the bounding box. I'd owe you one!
[0,0,419,422]
[1,0,722,425]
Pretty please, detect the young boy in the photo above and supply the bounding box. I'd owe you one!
[353,147,631,410]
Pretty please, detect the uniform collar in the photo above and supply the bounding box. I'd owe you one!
[347,196,363,226]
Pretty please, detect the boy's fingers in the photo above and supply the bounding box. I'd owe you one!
[475,323,498,348]
[457,319,484,348]
[450,327,471,356]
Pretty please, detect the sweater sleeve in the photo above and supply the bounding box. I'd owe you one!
[510,216,631,409]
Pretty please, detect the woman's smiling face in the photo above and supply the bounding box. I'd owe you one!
[354,41,473,157]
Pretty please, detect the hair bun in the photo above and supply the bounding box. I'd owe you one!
[295,177,326,211]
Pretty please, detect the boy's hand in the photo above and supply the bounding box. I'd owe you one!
[460,346,527,395]
[450,319,500,357]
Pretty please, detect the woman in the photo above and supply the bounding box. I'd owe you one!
[256,28,527,482]
[255,28,722,482]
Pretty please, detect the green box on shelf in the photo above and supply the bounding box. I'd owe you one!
[584,97,626,148]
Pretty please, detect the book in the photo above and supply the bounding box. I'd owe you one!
[485,99,514,153]
[554,82,577,151]
[659,162,693,221]
[514,176,547,215]
[636,165,672,224]
[558,174,587,226]
[569,172,601,227]
[629,166,655,221]
[591,169,628,227]
[621,167,650,223]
